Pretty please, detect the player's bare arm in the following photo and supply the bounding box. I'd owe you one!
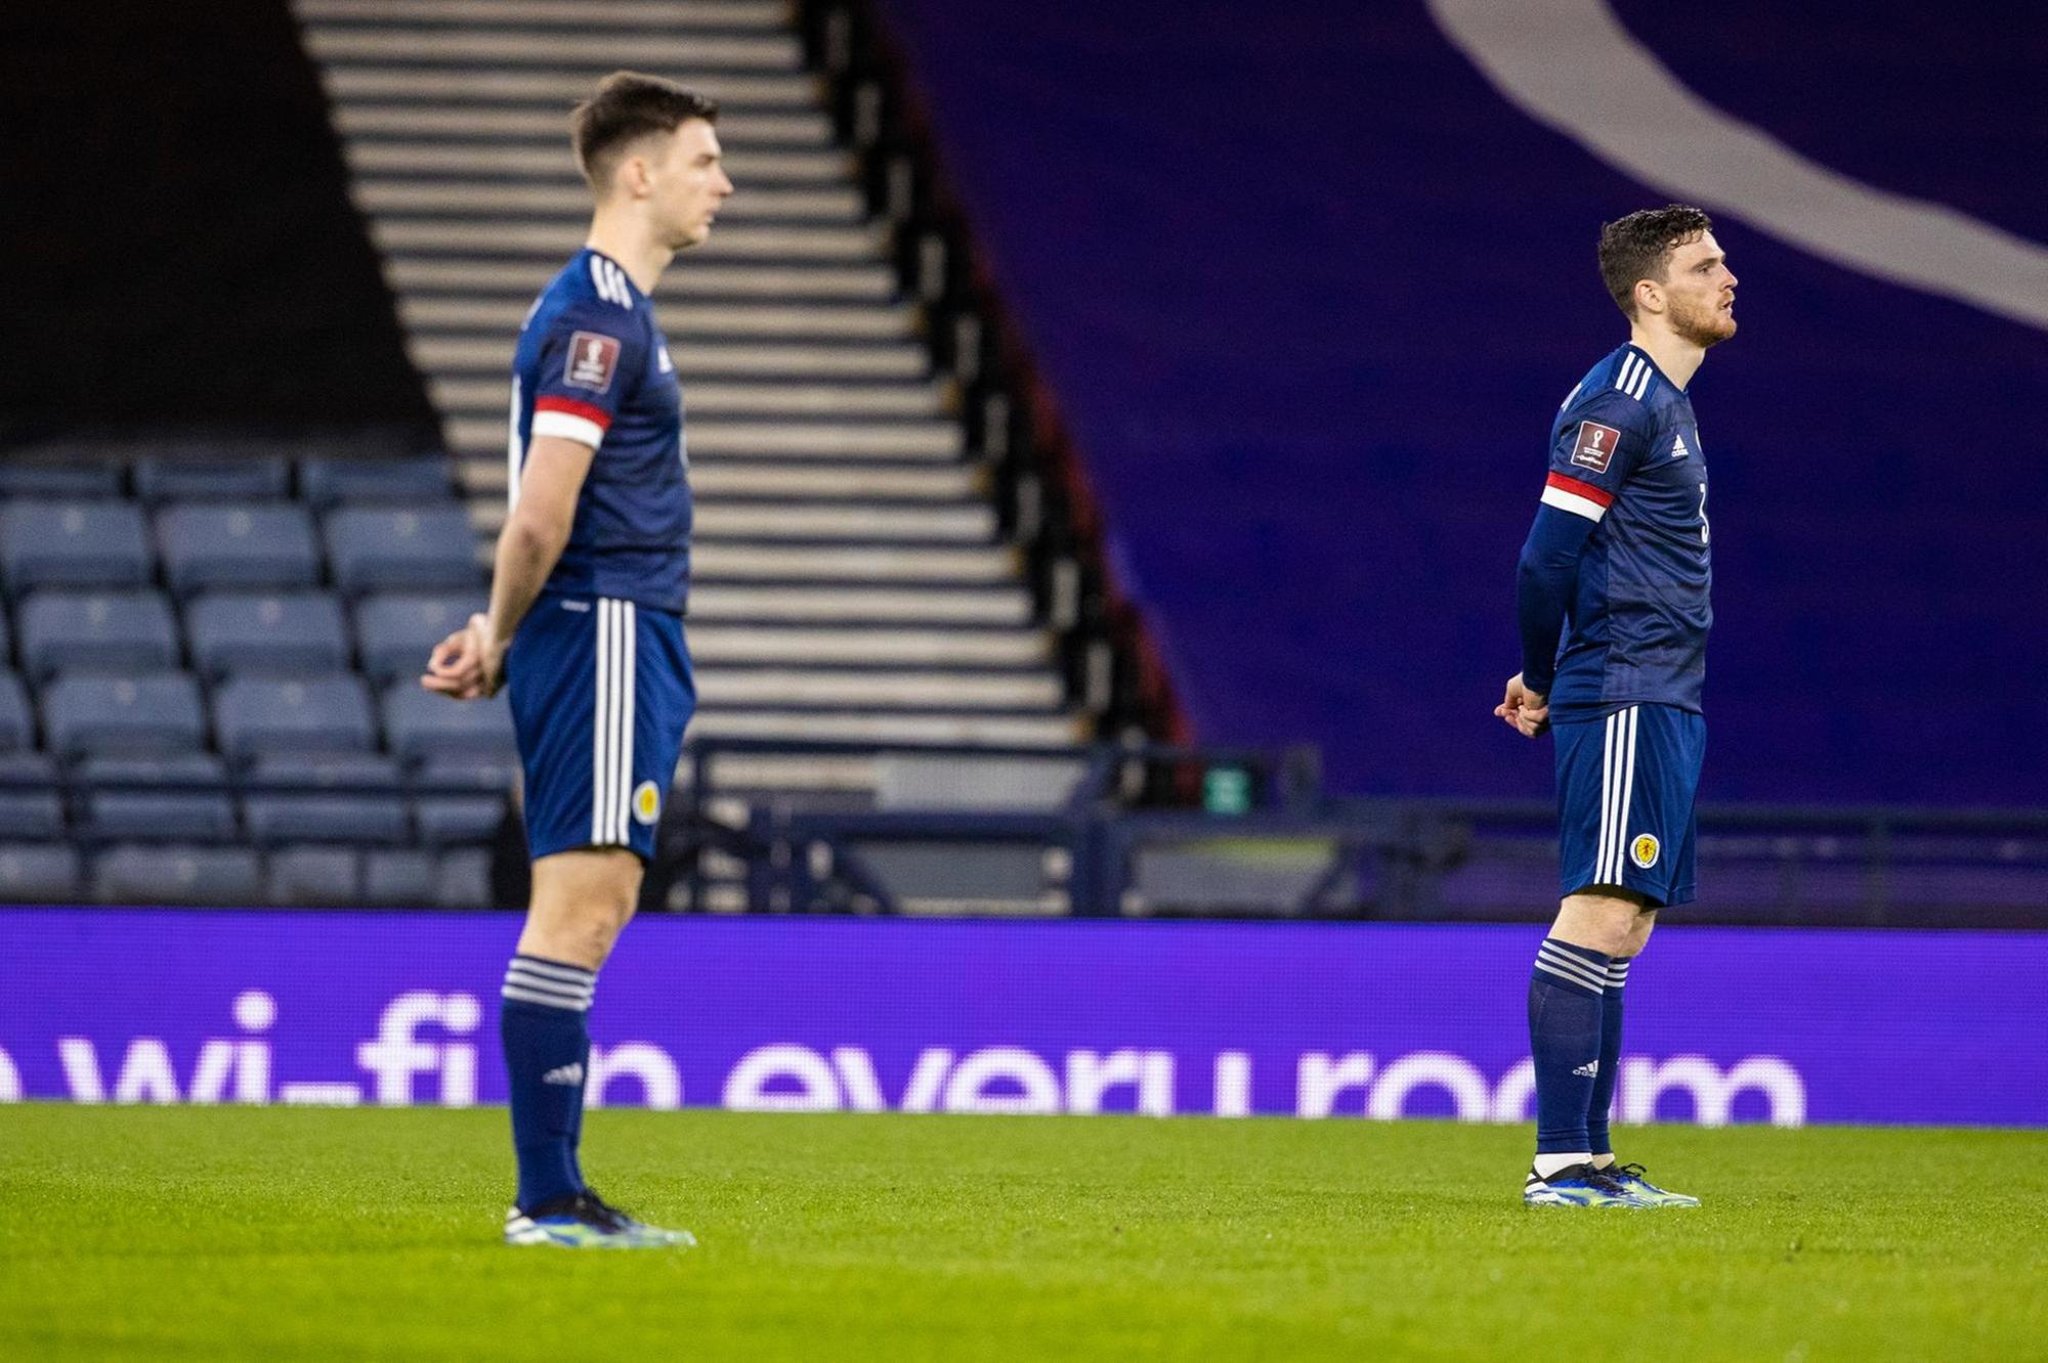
[421,434,595,700]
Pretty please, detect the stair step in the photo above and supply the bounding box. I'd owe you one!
[695,544,1015,584]
[296,0,791,28]
[355,180,866,220]
[404,300,914,340]
[718,510,994,546]
[689,710,1086,746]
[689,625,1050,667]
[347,141,847,180]
[335,106,834,145]
[430,377,943,418]
[386,258,898,301]
[445,417,959,459]
[372,218,880,261]
[689,585,1032,626]
[421,339,926,379]
[302,29,803,70]
[693,503,995,542]
[461,457,982,503]
[699,669,1063,709]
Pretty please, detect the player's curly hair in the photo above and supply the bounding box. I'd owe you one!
[1598,205,1714,317]
[571,72,719,192]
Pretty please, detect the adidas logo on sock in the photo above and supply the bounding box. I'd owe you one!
[541,1063,585,1086]
[1572,1060,1600,1078]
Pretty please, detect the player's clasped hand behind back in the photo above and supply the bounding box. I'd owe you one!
[421,612,505,700]
[1495,672,1550,737]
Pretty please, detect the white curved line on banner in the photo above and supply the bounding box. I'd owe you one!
[1427,0,2048,333]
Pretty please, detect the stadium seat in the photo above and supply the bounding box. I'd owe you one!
[17,590,180,680]
[0,461,124,498]
[299,456,455,510]
[95,843,261,906]
[157,504,321,596]
[0,842,84,902]
[242,752,408,844]
[433,848,494,908]
[79,753,237,843]
[186,592,350,680]
[43,671,207,756]
[417,752,520,791]
[0,500,153,594]
[133,455,292,504]
[265,846,361,906]
[0,673,33,750]
[363,848,435,906]
[324,507,480,595]
[380,683,515,762]
[416,794,508,847]
[212,674,375,760]
[353,592,482,685]
[0,752,63,839]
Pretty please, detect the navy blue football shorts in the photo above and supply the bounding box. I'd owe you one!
[506,594,694,862]
[1553,702,1704,908]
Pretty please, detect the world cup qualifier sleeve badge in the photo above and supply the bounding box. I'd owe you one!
[1630,833,1662,869]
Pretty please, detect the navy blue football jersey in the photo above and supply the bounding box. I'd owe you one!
[1537,344,1712,718]
[511,248,692,614]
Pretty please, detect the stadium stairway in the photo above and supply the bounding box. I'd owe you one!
[290,0,1086,804]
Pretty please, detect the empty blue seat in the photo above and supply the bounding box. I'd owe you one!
[186,592,350,680]
[353,593,482,685]
[242,752,408,845]
[157,504,321,596]
[0,752,62,839]
[416,794,507,847]
[79,753,236,843]
[213,674,375,760]
[133,456,292,504]
[363,848,435,906]
[0,841,83,901]
[265,846,361,906]
[96,844,261,906]
[380,684,515,762]
[299,457,454,510]
[0,673,32,751]
[0,500,152,594]
[43,672,206,756]
[434,848,495,908]
[324,507,480,596]
[0,460,124,497]
[18,590,179,679]
[416,752,519,791]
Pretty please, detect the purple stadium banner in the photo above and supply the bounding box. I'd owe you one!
[2,909,2042,1126]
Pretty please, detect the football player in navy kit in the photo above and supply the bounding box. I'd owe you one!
[1497,206,1735,1209]
[423,72,731,1248]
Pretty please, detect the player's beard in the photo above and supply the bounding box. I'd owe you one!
[1672,293,1737,348]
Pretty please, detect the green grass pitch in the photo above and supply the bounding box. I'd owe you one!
[5,1107,2043,1361]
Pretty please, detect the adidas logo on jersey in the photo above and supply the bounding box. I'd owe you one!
[542,1064,585,1087]
[1671,433,1690,460]
[1572,1060,1600,1078]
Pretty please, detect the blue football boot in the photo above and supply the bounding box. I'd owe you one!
[1523,1162,1650,1208]
[1601,1162,1700,1208]
[504,1188,697,1249]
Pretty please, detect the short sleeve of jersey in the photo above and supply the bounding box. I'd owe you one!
[530,300,645,451]
[1541,390,1655,523]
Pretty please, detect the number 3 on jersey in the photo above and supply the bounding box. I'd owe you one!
[1697,483,1709,545]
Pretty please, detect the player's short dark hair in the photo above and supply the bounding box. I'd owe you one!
[571,72,719,191]
[1598,205,1714,317]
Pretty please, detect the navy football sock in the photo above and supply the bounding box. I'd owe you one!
[500,955,597,1211]
[1587,956,1631,1158]
[1529,938,1611,1166]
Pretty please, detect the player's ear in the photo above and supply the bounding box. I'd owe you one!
[1633,278,1664,318]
